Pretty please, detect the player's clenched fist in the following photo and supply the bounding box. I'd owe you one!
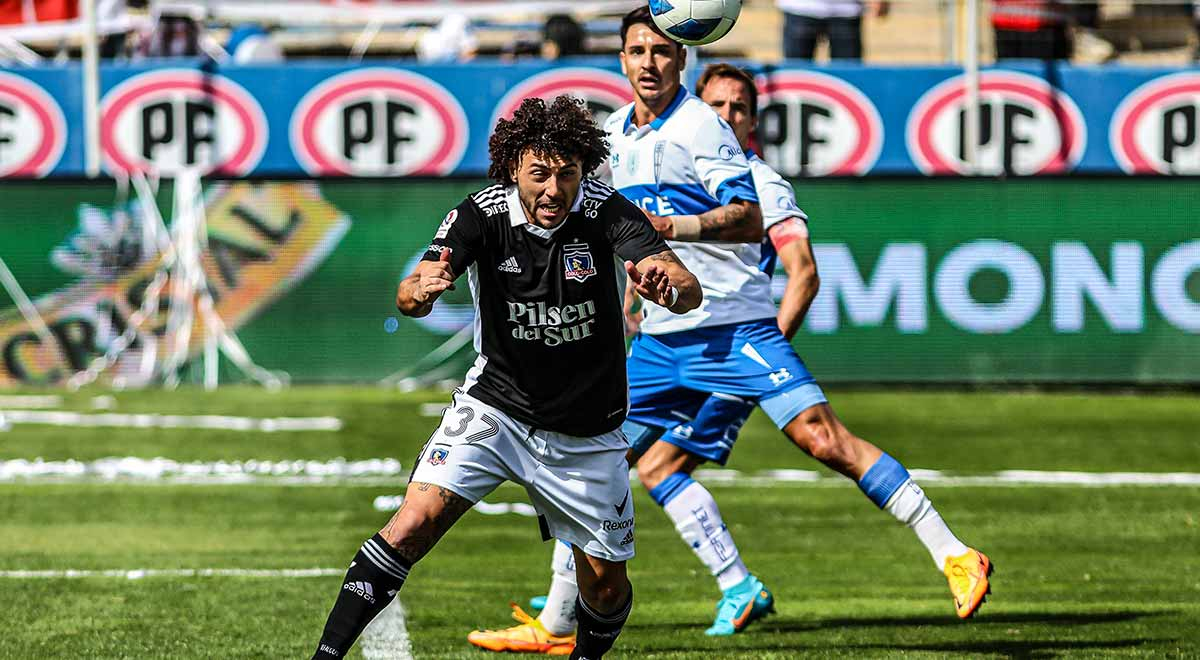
[397,248,457,317]
[418,249,457,300]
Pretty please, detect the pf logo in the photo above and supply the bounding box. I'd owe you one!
[100,70,267,176]
[291,69,469,176]
[492,68,632,130]
[0,72,66,177]
[756,70,882,177]
[1111,73,1200,174]
[907,71,1085,175]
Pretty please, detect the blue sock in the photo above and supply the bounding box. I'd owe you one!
[648,472,694,506]
[857,453,910,509]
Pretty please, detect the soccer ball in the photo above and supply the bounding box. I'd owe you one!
[648,0,742,46]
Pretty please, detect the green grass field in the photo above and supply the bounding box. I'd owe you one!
[2,386,1198,659]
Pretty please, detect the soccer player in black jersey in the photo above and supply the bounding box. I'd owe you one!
[311,96,701,660]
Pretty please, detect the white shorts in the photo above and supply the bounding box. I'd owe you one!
[409,390,635,562]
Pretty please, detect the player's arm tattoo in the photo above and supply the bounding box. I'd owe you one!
[380,482,474,564]
[695,200,764,243]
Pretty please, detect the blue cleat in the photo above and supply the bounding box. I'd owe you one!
[529,595,548,610]
[704,576,775,636]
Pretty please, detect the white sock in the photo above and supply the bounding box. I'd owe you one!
[663,481,750,592]
[884,479,969,569]
[538,541,578,635]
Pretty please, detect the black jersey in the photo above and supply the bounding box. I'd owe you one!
[421,179,668,436]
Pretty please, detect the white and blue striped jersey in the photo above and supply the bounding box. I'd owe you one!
[749,150,808,278]
[606,88,782,334]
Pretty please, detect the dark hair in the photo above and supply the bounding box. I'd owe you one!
[619,6,681,51]
[488,96,609,185]
[543,14,585,56]
[695,63,759,118]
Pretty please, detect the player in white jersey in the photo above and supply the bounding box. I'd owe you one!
[467,11,992,654]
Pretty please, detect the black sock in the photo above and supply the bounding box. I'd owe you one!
[570,588,632,660]
[312,534,411,659]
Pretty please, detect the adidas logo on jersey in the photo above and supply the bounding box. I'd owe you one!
[497,256,522,273]
[343,580,376,604]
[620,529,634,546]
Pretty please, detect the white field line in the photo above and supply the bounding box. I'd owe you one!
[0,457,402,483]
[691,468,1200,487]
[0,409,342,432]
[0,395,62,408]
[0,568,341,579]
[361,600,414,660]
[417,403,448,418]
[2,457,1198,488]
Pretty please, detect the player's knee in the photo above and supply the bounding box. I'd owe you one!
[789,412,854,470]
[635,450,677,490]
[636,459,670,490]
[581,576,631,613]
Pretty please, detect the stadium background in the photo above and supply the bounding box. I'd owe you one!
[0,1,1198,658]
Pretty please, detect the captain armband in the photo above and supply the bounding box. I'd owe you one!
[768,217,809,251]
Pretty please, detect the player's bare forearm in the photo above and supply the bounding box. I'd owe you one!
[776,235,819,340]
[396,273,433,318]
[637,250,701,313]
[696,200,763,243]
[396,256,457,318]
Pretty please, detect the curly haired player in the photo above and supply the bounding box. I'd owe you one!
[466,12,992,655]
[309,96,701,660]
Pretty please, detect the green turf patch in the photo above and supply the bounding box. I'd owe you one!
[1,387,1198,657]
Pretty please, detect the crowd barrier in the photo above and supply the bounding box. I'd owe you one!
[2,60,1200,178]
[1,177,1196,385]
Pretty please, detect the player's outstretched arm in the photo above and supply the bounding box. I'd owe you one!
[648,201,764,244]
[771,219,820,340]
[624,250,701,314]
[396,249,457,318]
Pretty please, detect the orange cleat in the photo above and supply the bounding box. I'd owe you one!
[944,548,994,619]
[467,603,575,655]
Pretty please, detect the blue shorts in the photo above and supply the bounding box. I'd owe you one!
[624,319,827,465]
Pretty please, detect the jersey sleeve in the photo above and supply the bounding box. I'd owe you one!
[420,199,483,275]
[603,192,670,264]
[692,113,759,207]
[755,172,809,231]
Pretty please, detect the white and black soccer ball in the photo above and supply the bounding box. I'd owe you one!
[648,0,742,46]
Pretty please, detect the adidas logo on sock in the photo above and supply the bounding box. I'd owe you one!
[498,256,522,273]
[343,580,376,604]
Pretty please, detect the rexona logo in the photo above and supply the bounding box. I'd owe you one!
[0,72,66,177]
[907,71,1085,176]
[491,68,632,130]
[756,71,882,177]
[292,68,469,176]
[1111,72,1200,174]
[100,70,267,176]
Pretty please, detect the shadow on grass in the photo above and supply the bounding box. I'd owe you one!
[633,609,1167,636]
[635,637,1159,659]
[759,609,1166,632]
[824,638,1153,658]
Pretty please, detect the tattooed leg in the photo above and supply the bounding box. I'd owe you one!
[379,481,475,564]
[310,482,475,658]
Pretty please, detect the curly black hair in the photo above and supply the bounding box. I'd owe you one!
[488,95,610,185]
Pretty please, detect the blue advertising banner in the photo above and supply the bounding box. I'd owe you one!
[2,59,1198,178]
